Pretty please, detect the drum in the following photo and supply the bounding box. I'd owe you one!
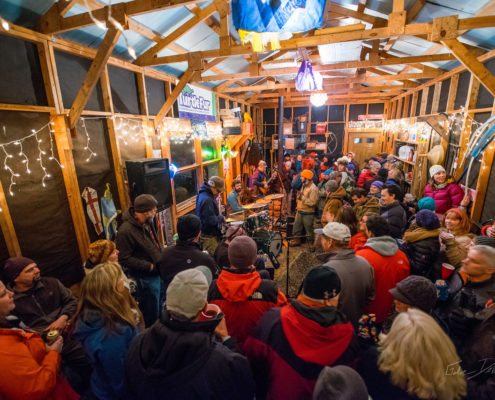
[252,230,283,257]
[244,211,270,232]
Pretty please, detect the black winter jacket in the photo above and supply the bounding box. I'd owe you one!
[402,236,440,279]
[123,311,255,400]
[380,201,407,239]
[157,240,219,291]
[196,183,223,237]
[115,208,162,278]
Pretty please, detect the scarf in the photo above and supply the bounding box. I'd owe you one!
[432,177,454,190]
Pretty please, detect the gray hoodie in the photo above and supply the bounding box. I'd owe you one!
[364,236,399,257]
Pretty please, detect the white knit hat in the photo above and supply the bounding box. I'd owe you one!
[429,165,445,178]
[166,269,208,319]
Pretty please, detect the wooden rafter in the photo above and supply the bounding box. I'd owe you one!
[329,2,388,27]
[135,1,229,65]
[69,27,121,129]
[442,38,495,96]
[155,67,194,125]
[40,0,202,33]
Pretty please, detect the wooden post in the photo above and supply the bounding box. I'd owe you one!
[396,97,403,119]
[471,99,495,220]
[69,27,121,129]
[136,72,149,116]
[403,94,411,118]
[410,91,418,116]
[144,118,154,158]
[420,86,429,115]
[0,181,21,256]
[37,40,64,114]
[447,74,459,111]
[52,114,91,259]
[431,82,442,114]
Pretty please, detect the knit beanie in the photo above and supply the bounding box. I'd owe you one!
[474,235,495,248]
[314,366,369,400]
[177,214,201,241]
[302,265,341,300]
[415,209,440,230]
[429,165,445,178]
[228,236,258,269]
[370,181,383,190]
[389,275,438,312]
[325,179,338,193]
[166,269,208,319]
[369,161,381,169]
[88,240,116,264]
[418,197,436,211]
[377,168,388,180]
[301,169,314,180]
[2,257,36,284]
[134,194,158,213]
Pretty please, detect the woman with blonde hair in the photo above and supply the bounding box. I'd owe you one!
[440,208,474,268]
[360,308,466,400]
[73,262,141,400]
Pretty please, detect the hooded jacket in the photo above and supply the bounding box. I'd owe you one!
[11,277,77,333]
[123,311,254,400]
[321,186,346,224]
[320,249,375,327]
[296,181,319,213]
[349,232,368,251]
[0,328,78,400]
[196,183,224,237]
[353,196,380,221]
[424,181,464,215]
[401,227,440,278]
[73,308,138,400]
[357,169,375,187]
[380,201,407,239]
[116,208,162,277]
[356,236,410,323]
[157,240,219,291]
[208,270,287,347]
[243,302,358,400]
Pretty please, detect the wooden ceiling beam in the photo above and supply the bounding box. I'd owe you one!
[329,2,388,27]
[442,38,495,96]
[69,27,121,129]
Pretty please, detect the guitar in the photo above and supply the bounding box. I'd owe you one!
[259,171,277,195]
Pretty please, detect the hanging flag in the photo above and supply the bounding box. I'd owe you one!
[81,187,103,236]
[101,184,119,240]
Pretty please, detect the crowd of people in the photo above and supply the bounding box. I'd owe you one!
[1,150,495,400]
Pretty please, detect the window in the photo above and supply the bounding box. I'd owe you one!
[174,169,198,204]
[170,139,196,167]
[366,138,375,143]
[354,138,362,144]
[201,139,218,161]
[203,162,220,180]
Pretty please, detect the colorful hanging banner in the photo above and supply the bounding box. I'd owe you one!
[178,84,217,122]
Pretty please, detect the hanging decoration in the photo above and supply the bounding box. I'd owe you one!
[81,186,104,236]
[205,122,223,140]
[101,183,119,240]
[295,49,323,92]
[113,116,151,146]
[160,117,193,143]
[232,0,327,52]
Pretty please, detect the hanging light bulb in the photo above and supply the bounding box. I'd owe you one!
[310,93,327,107]
[127,45,137,60]
[1,18,9,31]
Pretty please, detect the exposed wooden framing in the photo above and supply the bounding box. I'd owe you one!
[135,1,226,65]
[155,67,194,125]
[431,82,442,114]
[0,182,21,257]
[391,100,397,119]
[442,38,495,97]
[455,75,481,180]
[40,0,202,33]
[472,98,495,221]
[52,114,91,259]
[420,87,429,115]
[403,94,411,118]
[68,27,121,129]
[136,72,149,116]
[144,119,154,158]
[329,2,388,26]
[446,74,459,112]
[37,40,64,114]
[396,97,403,119]
[0,103,55,113]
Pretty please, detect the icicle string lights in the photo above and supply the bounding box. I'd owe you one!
[79,118,97,162]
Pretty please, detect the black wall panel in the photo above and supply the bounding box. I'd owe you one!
[349,104,366,120]
[415,91,422,116]
[55,50,105,112]
[145,76,166,116]
[263,108,275,124]
[327,123,344,157]
[311,105,328,122]
[438,78,450,113]
[368,103,384,115]
[0,33,47,106]
[293,106,309,118]
[329,105,345,121]
[73,118,120,241]
[108,65,140,115]
[454,71,470,110]
[426,86,435,115]
[0,111,83,286]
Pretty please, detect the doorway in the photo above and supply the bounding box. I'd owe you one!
[348,131,381,167]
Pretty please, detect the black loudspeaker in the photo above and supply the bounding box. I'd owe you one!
[125,158,173,211]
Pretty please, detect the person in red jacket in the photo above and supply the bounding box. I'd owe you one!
[208,236,287,348]
[0,280,79,400]
[357,161,380,188]
[243,265,359,400]
[356,215,410,324]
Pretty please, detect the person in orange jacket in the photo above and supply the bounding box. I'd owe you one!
[0,280,79,400]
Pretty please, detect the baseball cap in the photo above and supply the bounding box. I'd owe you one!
[315,222,351,241]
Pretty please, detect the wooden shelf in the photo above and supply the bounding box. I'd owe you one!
[393,155,415,166]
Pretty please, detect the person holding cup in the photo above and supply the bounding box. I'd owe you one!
[440,208,474,268]
[124,267,255,400]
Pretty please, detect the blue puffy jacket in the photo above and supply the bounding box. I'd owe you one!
[196,183,224,236]
[74,308,138,400]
